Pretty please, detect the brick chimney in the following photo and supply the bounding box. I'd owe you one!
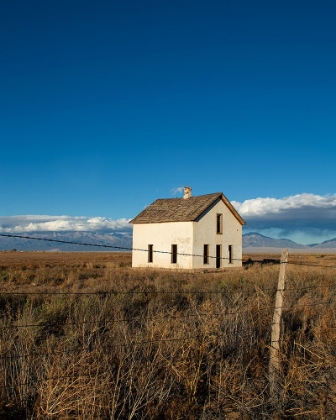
[183,186,192,199]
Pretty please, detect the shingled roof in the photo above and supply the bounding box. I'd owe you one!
[130,192,246,225]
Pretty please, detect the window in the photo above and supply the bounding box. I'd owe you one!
[203,244,209,264]
[148,244,153,263]
[216,245,221,268]
[171,244,177,264]
[228,245,233,264]
[216,213,223,234]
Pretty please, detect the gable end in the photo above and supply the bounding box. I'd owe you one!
[130,192,245,226]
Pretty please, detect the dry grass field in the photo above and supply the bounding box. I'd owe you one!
[0,251,336,419]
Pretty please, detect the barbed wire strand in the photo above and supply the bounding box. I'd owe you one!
[288,261,336,269]
[0,335,197,361]
[0,233,244,262]
[1,233,336,269]
[2,337,335,394]
[1,311,230,330]
[2,279,336,296]
[2,298,335,333]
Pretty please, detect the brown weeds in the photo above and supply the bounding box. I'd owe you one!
[0,251,335,419]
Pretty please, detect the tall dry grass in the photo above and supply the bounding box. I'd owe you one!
[0,251,335,419]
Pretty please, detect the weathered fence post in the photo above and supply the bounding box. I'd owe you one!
[269,248,288,398]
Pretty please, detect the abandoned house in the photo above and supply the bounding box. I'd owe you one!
[129,187,246,269]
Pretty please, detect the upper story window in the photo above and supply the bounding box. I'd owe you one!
[216,213,223,234]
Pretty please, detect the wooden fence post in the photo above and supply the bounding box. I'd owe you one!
[269,248,288,398]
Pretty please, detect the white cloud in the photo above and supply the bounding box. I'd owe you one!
[232,193,336,244]
[171,187,184,196]
[232,193,336,218]
[0,215,131,233]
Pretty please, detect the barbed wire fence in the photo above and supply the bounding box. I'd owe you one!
[1,232,335,266]
[0,233,335,416]
[0,232,245,262]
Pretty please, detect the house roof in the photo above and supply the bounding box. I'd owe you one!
[130,192,246,225]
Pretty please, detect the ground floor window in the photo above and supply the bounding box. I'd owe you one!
[203,244,209,264]
[171,244,177,264]
[216,245,221,268]
[228,245,233,264]
[148,244,153,263]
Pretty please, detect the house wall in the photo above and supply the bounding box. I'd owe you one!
[132,222,194,269]
[192,199,243,268]
[131,198,243,270]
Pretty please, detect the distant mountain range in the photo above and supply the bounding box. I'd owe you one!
[243,232,336,249]
[0,231,335,252]
[0,232,133,252]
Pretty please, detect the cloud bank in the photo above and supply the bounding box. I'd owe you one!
[232,193,336,244]
[1,193,336,245]
[0,215,131,233]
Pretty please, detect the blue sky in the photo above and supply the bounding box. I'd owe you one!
[1,0,336,245]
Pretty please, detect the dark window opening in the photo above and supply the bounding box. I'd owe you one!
[148,244,153,263]
[216,214,223,234]
[228,245,233,264]
[216,245,221,268]
[203,244,209,264]
[171,244,177,264]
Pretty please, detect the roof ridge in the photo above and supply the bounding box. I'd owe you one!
[156,192,222,201]
[130,191,246,225]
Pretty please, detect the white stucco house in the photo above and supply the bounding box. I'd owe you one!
[129,187,246,270]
